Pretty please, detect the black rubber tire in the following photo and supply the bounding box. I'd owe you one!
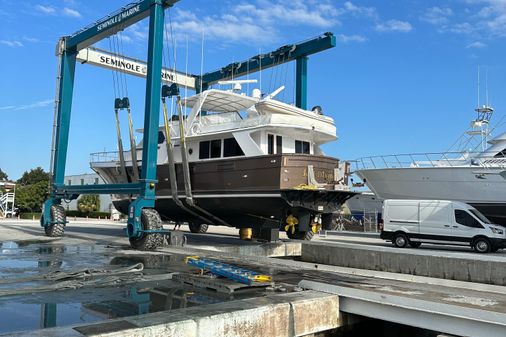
[188,222,209,234]
[393,232,409,248]
[473,237,491,253]
[44,205,66,237]
[286,229,314,241]
[409,241,422,248]
[129,209,164,251]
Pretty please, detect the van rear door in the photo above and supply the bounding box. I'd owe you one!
[419,201,452,238]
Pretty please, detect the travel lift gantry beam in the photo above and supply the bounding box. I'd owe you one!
[41,0,336,250]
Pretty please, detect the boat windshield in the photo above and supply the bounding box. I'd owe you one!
[469,209,491,224]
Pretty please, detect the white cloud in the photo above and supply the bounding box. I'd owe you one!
[0,99,52,111]
[171,13,272,45]
[466,41,487,48]
[232,0,341,28]
[23,36,40,43]
[343,1,377,18]
[421,1,506,39]
[35,5,56,15]
[375,20,413,33]
[164,1,381,46]
[0,40,23,47]
[335,34,367,43]
[420,7,453,25]
[63,7,81,18]
[449,22,475,34]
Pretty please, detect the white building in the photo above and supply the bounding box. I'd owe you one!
[64,173,114,213]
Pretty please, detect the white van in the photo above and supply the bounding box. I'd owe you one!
[380,200,506,253]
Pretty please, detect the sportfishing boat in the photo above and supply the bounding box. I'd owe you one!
[355,103,506,225]
[91,83,354,239]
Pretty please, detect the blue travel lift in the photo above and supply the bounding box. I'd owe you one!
[40,0,337,250]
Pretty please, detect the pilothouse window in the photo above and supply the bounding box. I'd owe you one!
[199,139,223,159]
[199,141,210,159]
[295,140,310,154]
[494,148,506,158]
[268,134,274,155]
[224,138,245,157]
[211,140,221,158]
[158,131,165,144]
[276,136,283,154]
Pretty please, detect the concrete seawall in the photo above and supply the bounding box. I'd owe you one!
[301,242,506,285]
[7,291,339,337]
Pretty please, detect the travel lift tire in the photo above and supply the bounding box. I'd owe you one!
[44,204,66,237]
[188,222,209,234]
[129,209,164,251]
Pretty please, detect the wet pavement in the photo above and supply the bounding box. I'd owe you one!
[0,240,274,335]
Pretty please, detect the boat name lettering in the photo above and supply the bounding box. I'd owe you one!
[97,5,141,32]
[303,168,335,183]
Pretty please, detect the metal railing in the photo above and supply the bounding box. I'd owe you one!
[332,212,380,232]
[0,192,15,218]
[90,151,122,163]
[353,150,506,170]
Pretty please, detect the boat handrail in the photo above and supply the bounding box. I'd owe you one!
[353,150,506,170]
[90,151,127,163]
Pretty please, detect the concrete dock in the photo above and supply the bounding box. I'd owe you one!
[1,219,506,337]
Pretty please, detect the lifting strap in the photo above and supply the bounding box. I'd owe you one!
[114,97,139,182]
[176,95,231,227]
[161,86,212,225]
[114,99,128,183]
[126,104,140,181]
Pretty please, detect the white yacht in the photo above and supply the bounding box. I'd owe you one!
[91,84,354,239]
[355,104,506,225]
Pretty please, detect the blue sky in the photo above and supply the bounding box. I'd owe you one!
[1,0,506,180]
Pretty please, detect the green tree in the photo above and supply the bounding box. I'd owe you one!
[17,167,51,186]
[15,181,48,213]
[0,168,7,181]
[77,195,100,214]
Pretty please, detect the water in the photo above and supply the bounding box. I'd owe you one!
[0,241,266,335]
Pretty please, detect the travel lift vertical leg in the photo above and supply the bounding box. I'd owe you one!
[41,43,77,237]
[125,1,166,249]
[41,1,170,250]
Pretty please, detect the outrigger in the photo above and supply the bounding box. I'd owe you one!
[41,0,355,250]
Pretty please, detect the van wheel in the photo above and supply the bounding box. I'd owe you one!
[473,238,491,253]
[409,241,421,248]
[393,233,408,248]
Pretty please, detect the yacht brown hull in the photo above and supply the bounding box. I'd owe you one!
[93,154,355,228]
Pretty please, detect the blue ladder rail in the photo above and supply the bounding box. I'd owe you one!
[185,256,272,285]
